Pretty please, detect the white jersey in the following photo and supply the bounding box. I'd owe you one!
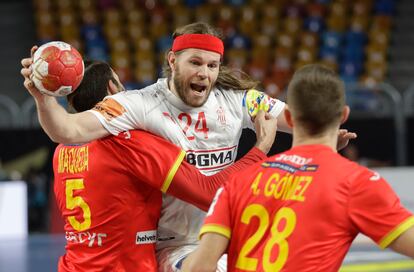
[89,78,285,249]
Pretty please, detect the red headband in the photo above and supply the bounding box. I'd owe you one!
[172,34,224,56]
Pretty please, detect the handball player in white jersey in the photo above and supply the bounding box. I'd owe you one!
[21,22,356,271]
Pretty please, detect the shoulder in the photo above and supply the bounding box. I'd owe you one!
[102,81,164,109]
[137,80,165,95]
[350,164,382,184]
[309,149,383,190]
[117,82,161,98]
[213,87,245,98]
[210,87,246,110]
[333,155,381,187]
[54,142,91,151]
[106,130,176,150]
[324,151,366,178]
[53,144,64,160]
[127,130,164,143]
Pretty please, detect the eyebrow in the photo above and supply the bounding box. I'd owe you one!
[188,55,220,64]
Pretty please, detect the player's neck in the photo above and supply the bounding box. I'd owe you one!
[168,77,179,97]
[292,128,338,152]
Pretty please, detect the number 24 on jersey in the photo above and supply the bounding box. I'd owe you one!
[163,112,209,140]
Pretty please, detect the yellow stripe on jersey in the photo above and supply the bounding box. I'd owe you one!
[378,216,414,249]
[340,260,414,272]
[161,150,186,193]
[199,224,231,240]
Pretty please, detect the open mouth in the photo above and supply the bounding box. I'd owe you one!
[190,83,207,94]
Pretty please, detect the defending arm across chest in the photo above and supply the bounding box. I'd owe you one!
[168,147,266,211]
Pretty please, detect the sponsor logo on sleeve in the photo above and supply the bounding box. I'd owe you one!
[136,230,157,245]
[369,171,381,181]
[93,98,126,122]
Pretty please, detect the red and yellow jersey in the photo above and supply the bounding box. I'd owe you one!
[53,130,185,272]
[201,144,414,272]
[90,80,285,249]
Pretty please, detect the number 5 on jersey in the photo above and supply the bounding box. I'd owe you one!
[65,178,91,231]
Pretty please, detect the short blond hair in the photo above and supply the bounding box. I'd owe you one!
[287,64,346,135]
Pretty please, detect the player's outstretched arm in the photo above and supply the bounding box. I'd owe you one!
[181,233,228,272]
[388,226,414,258]
[170,146,266,211]
[20,49,109,143]
[167,110,277,211]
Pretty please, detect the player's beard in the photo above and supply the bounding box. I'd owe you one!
[173,66,213,107]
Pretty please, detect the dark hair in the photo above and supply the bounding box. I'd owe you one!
[162,22,259,91]
[287,64,346,135]
[67,60,117,112]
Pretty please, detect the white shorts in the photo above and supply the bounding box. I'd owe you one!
[157,245,227,272]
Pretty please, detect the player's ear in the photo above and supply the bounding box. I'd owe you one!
[284,105,294,128]
[108,79,118,95]
[167,51,176,70]
[341,105,350,124]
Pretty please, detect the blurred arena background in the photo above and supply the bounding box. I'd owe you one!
[0,0,413,271]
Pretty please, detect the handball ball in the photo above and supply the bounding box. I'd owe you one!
[31,41,84,97]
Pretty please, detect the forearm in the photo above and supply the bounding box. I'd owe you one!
[182,233,228,272]
[35,96,75,143]
[181,252,216,272]
[35,96,107,143]
[168,147,266,211]
[209,147,265,185]
[389,225,414,258]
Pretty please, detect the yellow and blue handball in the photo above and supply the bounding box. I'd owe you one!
[242,89,275,118]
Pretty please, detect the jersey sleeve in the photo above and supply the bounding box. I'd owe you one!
[116,131,186,191]
[199,184,233,240]
[348,168,414,249]
[241,89,285,130]
[88,91,146,136]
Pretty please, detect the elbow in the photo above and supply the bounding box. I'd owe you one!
[40,127,76,144]
[48,134,64,144]
[44,125,88,144]
[45,133,65,144]
[47,134,67,144]
[47,133,77,144]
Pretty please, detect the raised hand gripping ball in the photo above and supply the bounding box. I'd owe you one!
[31,41,84,96]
